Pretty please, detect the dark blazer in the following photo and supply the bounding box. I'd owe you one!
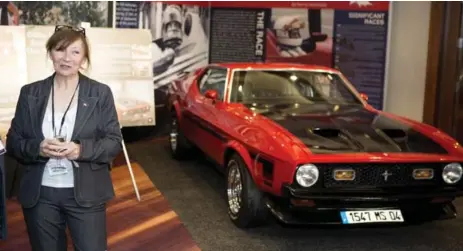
[6,72,123,208]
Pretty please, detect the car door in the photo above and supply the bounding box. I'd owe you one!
[181,67,228,160]
[198,67,229,162]
[180,68,210,149]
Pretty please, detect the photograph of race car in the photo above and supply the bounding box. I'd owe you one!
[116,97,153,127]
[167,62,463,228]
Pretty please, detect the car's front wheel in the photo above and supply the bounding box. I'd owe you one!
[169,111,191,159]
[226,153,269,228]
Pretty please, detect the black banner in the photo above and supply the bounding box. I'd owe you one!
[115,1,141,28]
[209,8,270,63]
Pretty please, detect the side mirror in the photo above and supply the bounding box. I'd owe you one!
[204,89,218,100]
[360,93,368,102]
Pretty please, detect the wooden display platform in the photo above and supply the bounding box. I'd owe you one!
[0,161,200,251]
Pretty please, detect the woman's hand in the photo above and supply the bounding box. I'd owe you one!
[39,139,65,158]
[58,142,81,160]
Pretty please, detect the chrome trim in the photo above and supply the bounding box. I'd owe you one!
[381,170,393,181]
[412,168,434,180]
[227,159,243,216]
[225,67,365,106]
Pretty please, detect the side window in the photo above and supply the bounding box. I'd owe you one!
[198,68,228,101]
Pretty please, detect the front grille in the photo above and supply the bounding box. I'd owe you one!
[321,163,445,188]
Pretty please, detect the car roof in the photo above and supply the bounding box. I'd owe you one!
[209,62,339,73]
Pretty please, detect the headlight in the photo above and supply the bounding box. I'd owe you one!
[295,164,319,187]
[442,163,463,184]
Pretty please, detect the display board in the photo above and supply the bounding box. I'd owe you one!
[0,26,27,139]
[0,25,155,139]
[6,1,112,27]
[117,1,211,134]
[208,1,390,110]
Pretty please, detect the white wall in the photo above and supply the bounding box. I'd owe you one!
[383,1,431,122]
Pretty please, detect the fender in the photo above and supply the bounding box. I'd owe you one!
[381,112,463,156]
[171,100,182,123]
[223,140,264,186]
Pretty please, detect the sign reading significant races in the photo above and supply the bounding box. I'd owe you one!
[333,10,389,110]
[209,8,269,63]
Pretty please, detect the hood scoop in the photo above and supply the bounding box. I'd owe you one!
[301,128,357,152]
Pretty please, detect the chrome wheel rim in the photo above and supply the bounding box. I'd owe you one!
[170,117,178,151]
[227,160,242,216]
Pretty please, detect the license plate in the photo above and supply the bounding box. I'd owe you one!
[340,209,404,224]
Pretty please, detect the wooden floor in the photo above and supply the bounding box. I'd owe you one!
[0,159,201,251]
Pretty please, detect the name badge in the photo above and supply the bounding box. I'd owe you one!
[48,166,68,176]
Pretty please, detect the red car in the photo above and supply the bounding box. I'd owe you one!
[168,62,463,228]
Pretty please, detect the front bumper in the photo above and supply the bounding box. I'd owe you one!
[264,185,463,225]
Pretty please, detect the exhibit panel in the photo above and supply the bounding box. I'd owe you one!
[208,1,390,110]
[9,1,112,27]
[0,26,26,140]
[85,27,155,127]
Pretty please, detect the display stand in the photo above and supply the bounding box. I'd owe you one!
[120,125,141,202]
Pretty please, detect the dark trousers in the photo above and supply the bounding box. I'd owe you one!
[22,186,107,251]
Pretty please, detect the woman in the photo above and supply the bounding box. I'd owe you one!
[6,25,122,251]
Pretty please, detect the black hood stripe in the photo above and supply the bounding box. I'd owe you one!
[249,104,448,154]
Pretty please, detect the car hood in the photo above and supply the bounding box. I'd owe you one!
[247,103,448,154]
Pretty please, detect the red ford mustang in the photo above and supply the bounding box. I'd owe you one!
[168,62,463,228]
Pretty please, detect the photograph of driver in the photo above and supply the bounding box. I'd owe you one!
[266,8,333,66]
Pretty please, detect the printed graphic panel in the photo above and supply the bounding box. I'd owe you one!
[0,26,27,139]
[85,27,155,127]
[148,3,210,90]
[266,8,334,67]
[333,10,389,110]
[6,1,111,27]
[136,2,210,135]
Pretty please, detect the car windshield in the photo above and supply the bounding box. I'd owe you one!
[228,70,362,106]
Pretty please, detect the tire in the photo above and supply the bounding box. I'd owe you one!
[226,153,269,228]
[169,111,191,160]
